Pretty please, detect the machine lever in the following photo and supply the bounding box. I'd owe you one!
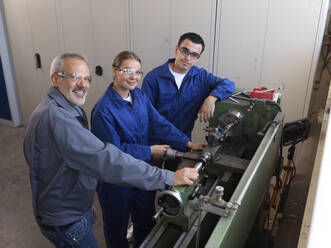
[153,206,164,220]
[165,148,184,161]
[188,174,208,200]
[200,174,208,185]
[189,184,201,200]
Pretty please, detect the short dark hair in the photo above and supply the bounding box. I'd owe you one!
[112,51,141,68]
[178,32,205,54]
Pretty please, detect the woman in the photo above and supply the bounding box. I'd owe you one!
[91,51,205,248]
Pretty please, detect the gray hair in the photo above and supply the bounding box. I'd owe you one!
[50,53,88,76]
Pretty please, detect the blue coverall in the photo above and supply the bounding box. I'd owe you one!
[142,58,235,140]
[91,84,189,248]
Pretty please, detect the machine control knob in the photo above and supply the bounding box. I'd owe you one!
[215,185,224,202]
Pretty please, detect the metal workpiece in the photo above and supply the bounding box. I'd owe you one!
[207,109,243,146]
[190,160,203,172]
[194,152,211,172]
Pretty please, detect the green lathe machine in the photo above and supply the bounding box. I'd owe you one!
[141,94,284,248]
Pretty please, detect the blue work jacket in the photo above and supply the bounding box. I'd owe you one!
[142,59,235,139]
[91,84,190,161]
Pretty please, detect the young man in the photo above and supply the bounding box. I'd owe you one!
[142,32,235,142]
[23,53,199,247]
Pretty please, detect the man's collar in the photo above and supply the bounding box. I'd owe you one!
[159,58,176,78]
[47,87,82,117]
[160,58,198,78]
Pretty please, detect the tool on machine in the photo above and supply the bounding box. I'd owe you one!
[232,83,285,99]
[231,84,284,114]
[250,84,285,100]
[204,110,244,147]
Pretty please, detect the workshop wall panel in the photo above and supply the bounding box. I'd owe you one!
[89,0,130,119]
[3,0,130,122]
[59,0,130,118]
[169,0,217,72]
[215,0,327,122]
[260,0,324,121]
[131,0,171,82]
[3,0,61,123]
[215,0,268,90]
[59,0,98,118]
[26,0,61,104]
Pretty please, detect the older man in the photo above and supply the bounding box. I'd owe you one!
[23,53,198,247]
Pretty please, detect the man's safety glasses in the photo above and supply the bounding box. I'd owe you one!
[55,72,92,84]
[178,47,201,59]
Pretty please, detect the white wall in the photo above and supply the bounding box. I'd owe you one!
[215,0,328,123]
[2,0,329,141]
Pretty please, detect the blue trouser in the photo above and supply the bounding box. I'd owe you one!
[38,209,98,248]
[97,182,155,248]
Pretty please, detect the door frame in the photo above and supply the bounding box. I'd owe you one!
[0,1,22,127]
